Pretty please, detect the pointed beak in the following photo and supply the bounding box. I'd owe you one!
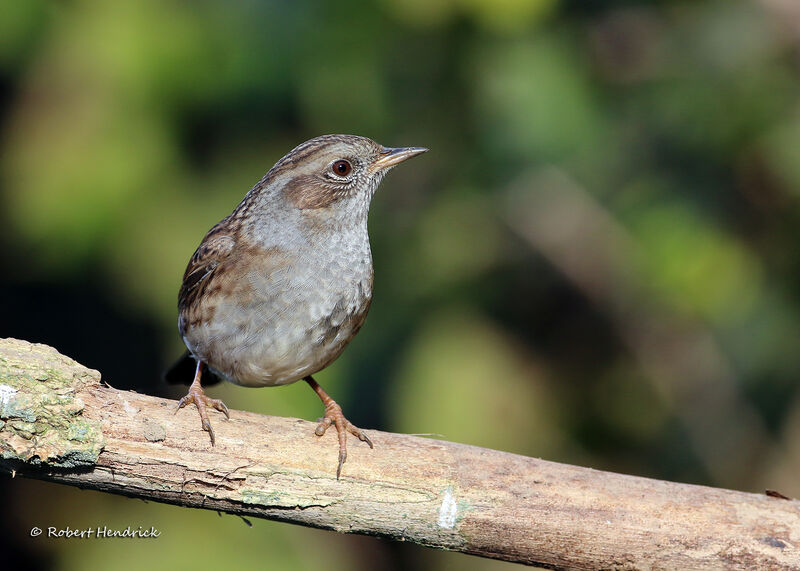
[370,146,428,172]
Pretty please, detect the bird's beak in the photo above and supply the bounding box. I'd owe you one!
[371,146,428,172]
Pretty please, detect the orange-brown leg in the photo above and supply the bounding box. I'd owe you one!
[175,360,230,445]
[304,375,373,478]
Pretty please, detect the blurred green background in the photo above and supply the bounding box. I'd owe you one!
[2,0,800,569]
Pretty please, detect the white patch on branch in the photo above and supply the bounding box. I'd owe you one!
[0,384,18,410]
[118,393,139,416]
[438,486,458,529]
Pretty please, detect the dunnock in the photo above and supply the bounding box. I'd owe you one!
[168,134,427,477]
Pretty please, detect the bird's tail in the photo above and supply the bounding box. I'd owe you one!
[163,351,222,386]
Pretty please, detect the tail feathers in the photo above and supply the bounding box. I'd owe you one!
[163,351,222,386]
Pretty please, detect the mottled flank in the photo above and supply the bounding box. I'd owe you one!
[0,338,104,468]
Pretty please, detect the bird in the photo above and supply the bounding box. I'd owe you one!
[168,134,427,478]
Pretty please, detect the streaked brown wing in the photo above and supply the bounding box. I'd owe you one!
[178,225,236,334]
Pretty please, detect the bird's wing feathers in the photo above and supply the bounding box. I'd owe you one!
[178,229,236,320]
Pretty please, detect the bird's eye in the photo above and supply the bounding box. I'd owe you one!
[331,160,352,177]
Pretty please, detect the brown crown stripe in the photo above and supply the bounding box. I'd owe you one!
[269,135,358,178]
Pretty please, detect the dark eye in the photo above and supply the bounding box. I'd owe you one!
[331,160,352,177]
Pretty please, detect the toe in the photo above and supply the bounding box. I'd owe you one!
[336,448,347,479]
[205,422,216,446]
[175,395,192,413]
[210,399,230,419]
[315,416,333,437]
[356,429,374,449]
[344,420,373,449]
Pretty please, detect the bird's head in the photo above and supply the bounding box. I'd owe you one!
[264,134,427,213]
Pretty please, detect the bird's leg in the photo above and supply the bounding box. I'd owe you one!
[304,375,373,478]
[175,360,230,445]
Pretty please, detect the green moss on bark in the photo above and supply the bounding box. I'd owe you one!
[0,338,104,468]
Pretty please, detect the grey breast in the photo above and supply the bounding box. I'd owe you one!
[216,218,373,388]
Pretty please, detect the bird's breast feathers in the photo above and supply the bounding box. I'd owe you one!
[180,236,373,387]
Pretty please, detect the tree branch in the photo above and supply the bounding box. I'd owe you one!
[1,338,798,569]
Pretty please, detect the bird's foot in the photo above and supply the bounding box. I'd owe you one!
[175,386,230,446]
[314,399,373,479]
[304,375,373,478]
